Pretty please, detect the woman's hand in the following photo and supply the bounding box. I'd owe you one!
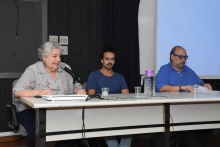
[40,90,54,95]
[75,88,86,95]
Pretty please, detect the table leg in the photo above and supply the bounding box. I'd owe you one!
[35,108,46,147]
[165,103,170,147]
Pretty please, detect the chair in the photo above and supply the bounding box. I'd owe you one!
[82,82,86,90]
[6,79,27,136]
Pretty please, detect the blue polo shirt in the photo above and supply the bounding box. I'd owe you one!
[155,62,204,92]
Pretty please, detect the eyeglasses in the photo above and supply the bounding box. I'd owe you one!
[172,53,188,60]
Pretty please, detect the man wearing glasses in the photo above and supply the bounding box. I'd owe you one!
[156,45,212,92]
[153,46,212,147]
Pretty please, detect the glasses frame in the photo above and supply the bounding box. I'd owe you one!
[172,53,188,60]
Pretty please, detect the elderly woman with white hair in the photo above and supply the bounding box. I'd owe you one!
[13,41,86,147]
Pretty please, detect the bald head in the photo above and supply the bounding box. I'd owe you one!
[170,46,188,71]
[170,46,186,61]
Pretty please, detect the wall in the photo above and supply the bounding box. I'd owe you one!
[139,0,157,74]
[0,0,45,73]
[0,0,47,132]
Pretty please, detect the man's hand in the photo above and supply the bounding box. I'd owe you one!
[203,83,212,90]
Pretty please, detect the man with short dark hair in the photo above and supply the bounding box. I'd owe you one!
[86,46,132,147]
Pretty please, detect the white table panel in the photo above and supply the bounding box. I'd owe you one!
[46,105,164,132]
[170,103,220,123]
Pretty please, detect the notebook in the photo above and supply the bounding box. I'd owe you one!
[41,95,88,101]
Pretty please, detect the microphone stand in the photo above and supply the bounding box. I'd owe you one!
[73,76,79,85]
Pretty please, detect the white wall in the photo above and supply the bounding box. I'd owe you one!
[139,0,220,79]
[138,0,157,74]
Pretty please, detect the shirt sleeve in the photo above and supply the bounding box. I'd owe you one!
[155,66,169,92]
[64,64,82,94]
[73,81,83,93]
[86,72,97,90]
[191,70,204,85]
[13,66,36,94]
[119,75,128,90]
[64,71,82,94]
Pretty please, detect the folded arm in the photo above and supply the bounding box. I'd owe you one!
[15,89,54,98]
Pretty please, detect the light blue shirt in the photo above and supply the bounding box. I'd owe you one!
[156,62,204,92]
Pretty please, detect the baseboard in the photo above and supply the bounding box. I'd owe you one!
[0,132,20,137]
[0,132,24,143]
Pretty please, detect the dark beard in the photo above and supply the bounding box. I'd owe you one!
[103,66,112,70]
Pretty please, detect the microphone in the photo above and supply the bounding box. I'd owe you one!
[61,64,81,81]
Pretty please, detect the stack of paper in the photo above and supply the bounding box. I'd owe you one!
[42,95,88,101]
[196,85,219,94]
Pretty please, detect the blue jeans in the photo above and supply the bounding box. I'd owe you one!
[104,135,132,147]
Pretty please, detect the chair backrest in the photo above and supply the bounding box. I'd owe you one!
[6,104,19,132]
[82,82,86,90]
[12,79,27,136]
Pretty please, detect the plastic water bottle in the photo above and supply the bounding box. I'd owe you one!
[145,70,155,97]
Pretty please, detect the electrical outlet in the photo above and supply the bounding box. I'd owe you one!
[49,35,58,42]
[61,46,68,55]
[59,36,68,45]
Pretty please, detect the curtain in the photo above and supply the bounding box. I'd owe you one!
[104,0,140,92]
[48,0,140,92]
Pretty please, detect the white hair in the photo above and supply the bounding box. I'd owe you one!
[38,42,62,61]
